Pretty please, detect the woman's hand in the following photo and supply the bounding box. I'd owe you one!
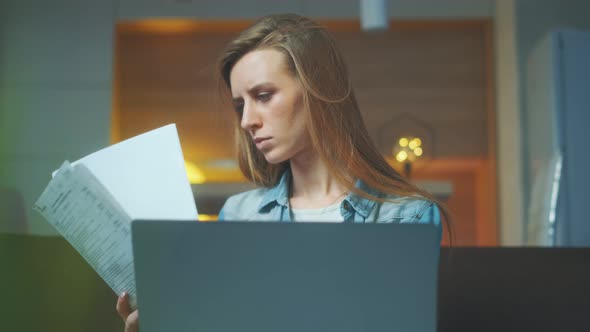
[116,292,139,332]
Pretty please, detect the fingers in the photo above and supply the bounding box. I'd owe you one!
[117,293,139,332]
[116,292,132,321]
[125,309,139,332]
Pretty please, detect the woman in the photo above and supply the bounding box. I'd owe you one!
[117,13,451,332]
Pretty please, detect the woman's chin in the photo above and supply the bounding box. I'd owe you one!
[262,151,288,165]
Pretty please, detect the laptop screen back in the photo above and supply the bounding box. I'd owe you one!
[132,221,439,332]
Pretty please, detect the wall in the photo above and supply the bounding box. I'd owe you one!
[0,0,116,235]
[117,0,494,20]
[494,0,523,245]
[117,23,490,160]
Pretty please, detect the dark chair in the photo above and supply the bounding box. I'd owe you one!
[438,247,590,332]
[0,234,120,332]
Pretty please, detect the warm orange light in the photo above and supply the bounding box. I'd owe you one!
[184,161,206,184]
[117,19,252,34]
[396,151,408,162]
[198,214,218,221]
[399,137,409,147]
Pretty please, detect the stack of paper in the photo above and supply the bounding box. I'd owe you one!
[34,124,198,310]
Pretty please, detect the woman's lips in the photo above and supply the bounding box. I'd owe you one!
[253,137,272,149]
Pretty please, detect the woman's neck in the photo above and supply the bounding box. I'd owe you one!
[288,151,349,209]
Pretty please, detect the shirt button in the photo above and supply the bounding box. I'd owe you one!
[342,201,350,211]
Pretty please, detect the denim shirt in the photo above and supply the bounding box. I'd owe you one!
[218,169,442,244]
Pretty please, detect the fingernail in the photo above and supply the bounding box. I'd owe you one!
[119,292,127,298]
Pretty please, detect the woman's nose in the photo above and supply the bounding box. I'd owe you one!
[240,101,262,131]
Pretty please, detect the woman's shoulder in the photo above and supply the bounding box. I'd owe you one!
[379,194,435,216]
[374,194,440,223]
[356,179,438,224]
[217,187,270,221]
[371,194,443,242]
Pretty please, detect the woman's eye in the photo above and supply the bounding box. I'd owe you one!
[257,93,272,102]
[234,104,244,115]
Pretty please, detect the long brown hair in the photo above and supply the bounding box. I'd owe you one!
[219,13,453,239]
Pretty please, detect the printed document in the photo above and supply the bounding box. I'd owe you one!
[34,124,199,309]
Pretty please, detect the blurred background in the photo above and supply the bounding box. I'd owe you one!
[1,0,590,330]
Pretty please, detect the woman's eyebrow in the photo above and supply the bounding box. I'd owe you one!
[232,82,275,102]
[248,82,275,94]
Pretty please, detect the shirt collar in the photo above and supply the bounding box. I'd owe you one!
[344,179,379,218]
[258,169,291,212]
[258,168,378,217]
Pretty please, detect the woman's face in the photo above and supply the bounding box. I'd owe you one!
[230,48,310,164]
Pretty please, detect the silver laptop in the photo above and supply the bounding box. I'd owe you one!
[131,221,439,332]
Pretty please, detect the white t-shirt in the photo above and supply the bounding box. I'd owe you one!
[290,201,344,223]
